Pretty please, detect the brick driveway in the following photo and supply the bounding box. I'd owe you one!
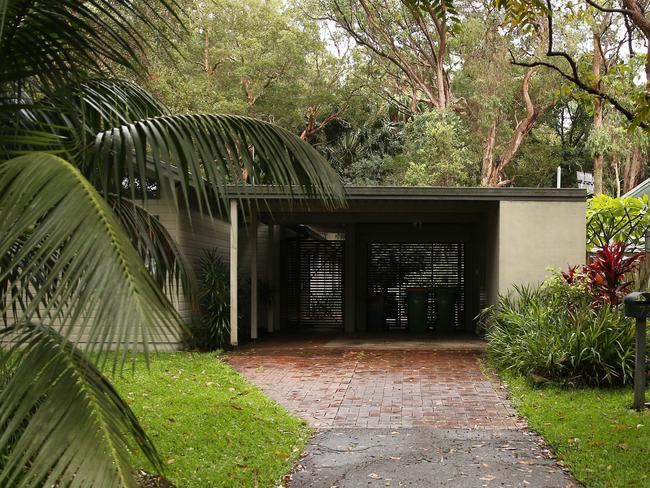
[224,337,519,430]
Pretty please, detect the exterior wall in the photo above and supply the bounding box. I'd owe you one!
[140,187,184,348]
[497,200,586,296]
[159,198,271,341]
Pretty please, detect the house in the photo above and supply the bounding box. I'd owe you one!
[151,184,586,347]
[622,177,650,199]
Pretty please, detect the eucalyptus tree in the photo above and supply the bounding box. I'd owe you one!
[0,1,343,486]
[495,0,650,129]
[315,0,564,186]
[316,0,458,114]
[141,0,360,141]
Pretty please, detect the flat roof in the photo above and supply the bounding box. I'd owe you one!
[225,185,586,202]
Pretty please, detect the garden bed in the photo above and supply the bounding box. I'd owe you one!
[111,352,311,487]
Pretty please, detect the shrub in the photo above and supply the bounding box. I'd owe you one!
[583,242,644,307]
[388,110,477,187]
[187,249,230,350]
[561,242,644,308]
[481,274,637,386]
[586,194,650,250]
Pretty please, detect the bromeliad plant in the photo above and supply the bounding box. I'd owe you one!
[0,1,344,487]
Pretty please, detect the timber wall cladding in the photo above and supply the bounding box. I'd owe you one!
[1,199,271,349]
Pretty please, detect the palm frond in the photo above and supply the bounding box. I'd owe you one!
[0,0,182,89]
[94,113,346,211]
[0,323,162,488]
[53,79,172,131]
[0,153,182,366]
[2,79,172,162]
[108,194,196,305]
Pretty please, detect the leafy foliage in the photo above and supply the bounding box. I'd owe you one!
[388,110,477,186]
[586,194,650,249]
[583,243,644,307]
[0,324,162,488]
[0,0,181,89]
[188,250,231,350]
[482,275,637,386]
[324,116,403,185]
[0,0,344,486]
[0,153,182,366]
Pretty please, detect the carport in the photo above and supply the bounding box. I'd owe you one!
[225,186,586,346]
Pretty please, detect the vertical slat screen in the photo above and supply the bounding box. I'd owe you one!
[367,242,465,330]
[282,239,344,328]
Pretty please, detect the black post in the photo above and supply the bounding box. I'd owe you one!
[633,316,647,411]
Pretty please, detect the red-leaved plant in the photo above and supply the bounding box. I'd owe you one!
[562,265,584,285]
[583,242,644,307]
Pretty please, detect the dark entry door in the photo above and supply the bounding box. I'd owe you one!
[282,239,344,329]
[366,242,465,331]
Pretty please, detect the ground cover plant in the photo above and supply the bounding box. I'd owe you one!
[481,268,639,386]
[111,353,311,487]
[505,375,650,488]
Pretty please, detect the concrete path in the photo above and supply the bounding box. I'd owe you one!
[291,429,577,488]
[225,337,578,487]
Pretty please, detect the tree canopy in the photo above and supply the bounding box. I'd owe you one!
[134,0,649,191]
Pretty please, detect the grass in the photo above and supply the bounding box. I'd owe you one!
[505,375,650,488]
[110,352,311,487]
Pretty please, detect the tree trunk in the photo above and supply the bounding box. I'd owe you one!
[480,122,497,186]
[623,145,645,193]
[481,68,549,186]
[612,153,621,197]
[203,30,210,74]
[592,32,604,195]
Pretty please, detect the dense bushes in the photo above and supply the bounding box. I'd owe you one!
[482,275,637,386]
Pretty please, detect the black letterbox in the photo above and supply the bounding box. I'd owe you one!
[624,292,650,319]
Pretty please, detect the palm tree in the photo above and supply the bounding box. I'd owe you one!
[0,1,344,486]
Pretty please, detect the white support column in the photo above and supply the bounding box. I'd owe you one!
[229,199,238,346]
[250,211,258,340]
[272,225,281,331]
[267,224,275,333]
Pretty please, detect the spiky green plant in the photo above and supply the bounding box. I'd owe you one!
[190,249,231,350]
[480,276,637,387]
[0,1,344,486]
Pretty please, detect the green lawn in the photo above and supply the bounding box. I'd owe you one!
[111,352,311,487]
[505,376,650,488]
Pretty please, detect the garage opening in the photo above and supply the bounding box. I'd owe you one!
[366,242,466,332]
